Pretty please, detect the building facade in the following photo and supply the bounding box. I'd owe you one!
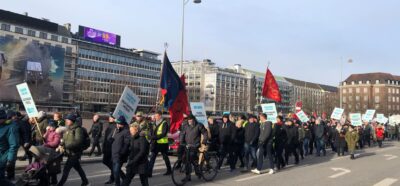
[341,73,400,116]
[0,9,76,112]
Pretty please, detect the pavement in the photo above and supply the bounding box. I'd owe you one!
[13,140,400,186]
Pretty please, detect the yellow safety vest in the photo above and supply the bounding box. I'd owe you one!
[156,121,168,144]
[243,121,249,127]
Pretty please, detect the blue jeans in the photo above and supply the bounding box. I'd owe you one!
[316,138,326,156]
[257,142,274,171]
[244,143,257,170]
[113,161,126,186]
[303,138,310,155]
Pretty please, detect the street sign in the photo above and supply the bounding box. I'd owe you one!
[190,102,208,128]
[113,86,140,123]
[362,109,375,122]
[16,83,39,118]
[350,113,362,126]
[331,107,344,120]
[261,103,277,123]
[296,110,309,123]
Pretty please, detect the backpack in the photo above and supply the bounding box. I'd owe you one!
[81,127,91,150]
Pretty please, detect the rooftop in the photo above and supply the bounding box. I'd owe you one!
[344,72,400,84]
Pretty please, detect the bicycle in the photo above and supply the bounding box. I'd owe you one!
[171,144,219,186]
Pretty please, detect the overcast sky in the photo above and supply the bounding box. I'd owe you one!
[3,0,400,86]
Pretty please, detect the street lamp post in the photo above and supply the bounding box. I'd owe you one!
[180,0,202,75]
[340,58,353,108]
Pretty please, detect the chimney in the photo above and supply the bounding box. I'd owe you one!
[233,64,242,73]
[24,12,28,16]
[63,23,71,31]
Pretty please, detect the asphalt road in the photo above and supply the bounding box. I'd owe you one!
[17,141,400,186]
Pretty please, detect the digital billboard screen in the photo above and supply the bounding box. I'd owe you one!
[80,26,120,46]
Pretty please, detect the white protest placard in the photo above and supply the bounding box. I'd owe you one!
[376,114,385,123]
[331,107,344,120]
[261,103,277,123]
[296,110,309,123]
[113,86,140,123]
[382,117,389,125]
[362,109,375,122]
[16,83,39,117]
[190,102,208,128]
[350,113,362,126]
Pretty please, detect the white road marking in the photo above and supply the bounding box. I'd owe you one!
[373,178,398,186]
[384,154,398,160]
[329,167,351,178]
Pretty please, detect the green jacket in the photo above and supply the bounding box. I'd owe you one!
[0,120,19,164]
[63,123,84,154]
[298,127,305,141]
[345,130,359,152]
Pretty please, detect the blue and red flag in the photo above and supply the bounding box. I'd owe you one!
[159,52,189,133]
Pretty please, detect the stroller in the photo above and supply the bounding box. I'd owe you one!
[15,146,62,186]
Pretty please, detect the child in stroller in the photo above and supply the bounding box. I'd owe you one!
[16,146,62,186]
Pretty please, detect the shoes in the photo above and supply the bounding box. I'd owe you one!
[81,182,89,186]
[181,176,191,182]
[268,169,274,175]
[105,180,114,184]
[251,169,261,174]
[163,171,172,176]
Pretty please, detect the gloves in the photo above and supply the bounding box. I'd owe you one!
[56,146,65,154]
[23,143,30,149]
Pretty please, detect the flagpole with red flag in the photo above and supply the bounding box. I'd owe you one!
[262,66,282,103]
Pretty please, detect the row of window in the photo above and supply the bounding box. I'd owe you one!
[79,49,161,72]
[344,79,400,86]
[0,23,70,43]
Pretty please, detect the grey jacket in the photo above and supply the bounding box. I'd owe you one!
[258,121,273,145]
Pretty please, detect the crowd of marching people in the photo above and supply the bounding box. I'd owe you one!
[0,108,399,186]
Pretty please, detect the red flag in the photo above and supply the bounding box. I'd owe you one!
[168,75,190,134]
[262,68,282,102]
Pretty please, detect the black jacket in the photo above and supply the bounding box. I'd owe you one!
[285,125,299,146]
[244,122,260,145]
[17,117,31,145]
[126,133,149,174]
[208,122,220,145]
[334,128,346,147]
[304,128,311,139]
[314,124,325,139]
[273,123,287,146]
[180,121,208,147]
[258,121,273,145]
[103,122,116,154]
[233,126,245,145]
[89,120,103,139]
[219,121,235,145]
[111,127,130,162]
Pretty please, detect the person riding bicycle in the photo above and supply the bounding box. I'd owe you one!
[179,114,208,182]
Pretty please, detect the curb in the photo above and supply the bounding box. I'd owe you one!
[15,156,103,171]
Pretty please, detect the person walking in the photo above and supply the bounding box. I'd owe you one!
[33,111,48,146]
[131,112,151,140]
[88,114,103,156]
[103,113,118,184]
[284,120,300,165]
[376,124,385,148]
[303,123,311,156]
[363,121,372,147]
[111,116,131,186]
[122,124,150,186]
[274,116,287,170]
[242,115,259,172]
[233,115,245,169]
[296,121,305,160]
[16,112,32,162]
[148,111,172,177]
[334,124,346,156]
[252,113,274,175]
[57,114,89,186]
[207,117,220,152]
[0,110,18,185]
[346,125,359,160]
[314,118,326,156]
[43,120,61,185]
[217,114,236,171]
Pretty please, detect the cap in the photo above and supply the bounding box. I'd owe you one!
[116,116,127,125]
[136,111,144,117]
[48,120,57,128]
[64,114,77,123]
[248,114,257,119]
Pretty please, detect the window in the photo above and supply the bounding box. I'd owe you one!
[349,88,353,93]
[376,80,380,84]
[61,37,68,43]
[51,35,58,41]
[364,87,368,93]
[375,88,380,93]
[358,81,362,84]
[364,96,368,101]
[366,80,370,84]
[356,96,360,101]
[375,96,380,103]
[351,81,355,85]
[356,88,360,93]
[66,47,72,54]
[397,89,399,94]
[15,27,23,34]
[39,32,47,39]
[28,30,36,37]
[389,88,391,94]
[1,23,11,31]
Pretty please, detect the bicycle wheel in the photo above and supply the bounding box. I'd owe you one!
[200,154,218,181]
[172,160,188,186]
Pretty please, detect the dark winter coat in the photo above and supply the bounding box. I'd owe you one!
[285,125,299,147]
[0,120,19,164]
[63,123,84,155]
[111,127,130,162]
[89,120,103,139]
[314,124,325,139]
[273,123,287,146]
[180,121,208,147]
[126,133,149,174]
[233,126,245,145]
[208,122,220,145]
[258,121,273,146]
[103,122,116,154]
[244,122,260,145]
[219,121,235,145]
[334,128,346,148]
[17,117,31,145]
[304,128,311,139]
